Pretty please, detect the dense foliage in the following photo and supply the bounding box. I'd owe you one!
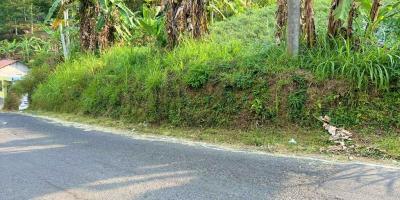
[22,5,399,132]
[0,0,52,40]
[1,0,399,133]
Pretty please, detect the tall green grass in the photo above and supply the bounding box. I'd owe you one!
[302,38,400,90]
[32,54,104,111]
[29,4,400,129]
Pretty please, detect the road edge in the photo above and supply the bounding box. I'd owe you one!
[4,111,400,170]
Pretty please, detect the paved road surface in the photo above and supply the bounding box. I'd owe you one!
[0,113,399,200]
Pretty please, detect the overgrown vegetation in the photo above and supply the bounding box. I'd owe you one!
[27,5,400,130]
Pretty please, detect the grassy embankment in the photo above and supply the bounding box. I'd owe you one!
[8,1,400,160]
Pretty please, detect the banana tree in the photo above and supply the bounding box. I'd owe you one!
[46,0,136,52]
[328,0,400,38]
[165,0,208,47]
[301,0,316,47]
[0,37,53,62]
[365,1,400,35]
[207,0,246,24]
[275,0,287,44]
[18,37,53,61]
[97,0,137,50]
[46,0,95,52]
[275,0,316,47]
[136,5,166,45]
[0,40,18,59]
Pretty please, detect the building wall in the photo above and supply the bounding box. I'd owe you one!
[0,62,28,100]
[0,80,11,99]
[0,62,29,79]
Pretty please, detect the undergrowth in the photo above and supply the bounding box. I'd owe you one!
[302,38,400,90]
[9,4,399,133]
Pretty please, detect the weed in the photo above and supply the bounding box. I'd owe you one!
[288,75,308,122]
[184,64,211,88]
[303,38,400,90]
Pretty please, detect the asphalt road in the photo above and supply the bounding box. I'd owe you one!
[0,113,399,200]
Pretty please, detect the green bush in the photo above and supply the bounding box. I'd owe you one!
[31,54,104,111]
[185,64,211,88]
[12,65,54,95]
[3,92,20,110]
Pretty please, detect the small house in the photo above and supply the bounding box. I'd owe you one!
[0,59,29,99]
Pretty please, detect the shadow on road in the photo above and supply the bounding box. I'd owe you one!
[320,164,400,196]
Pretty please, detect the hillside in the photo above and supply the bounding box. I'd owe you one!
[6,2,400,159]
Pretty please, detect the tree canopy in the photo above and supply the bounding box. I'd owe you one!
[0,0,52,39]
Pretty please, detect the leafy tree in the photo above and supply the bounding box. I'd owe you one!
[0,0,52,39]
[328,0,400,39]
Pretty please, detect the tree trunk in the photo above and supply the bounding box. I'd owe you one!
[345,1,357,39]
[302,0,316,46]
[166,0,208,47]
[79,0,99,51]
[60,0,69,59]
[31,3,34,34]
[275,0,288,44]
[98,16,116,51]
[190,0,208,38]
[287,0,300,56]
[60,24,68,60]
[366,0,381,33]
[327,0,341,38]
[62,0,70,50]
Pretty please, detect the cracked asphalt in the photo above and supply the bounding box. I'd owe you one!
[0,112,399,200]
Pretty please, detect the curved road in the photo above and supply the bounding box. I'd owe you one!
[0,113,399,200]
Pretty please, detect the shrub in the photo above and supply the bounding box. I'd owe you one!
[185,64,211,88]
[3,92,20,110]
[12,65,54,96]
[31,54,104,111]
